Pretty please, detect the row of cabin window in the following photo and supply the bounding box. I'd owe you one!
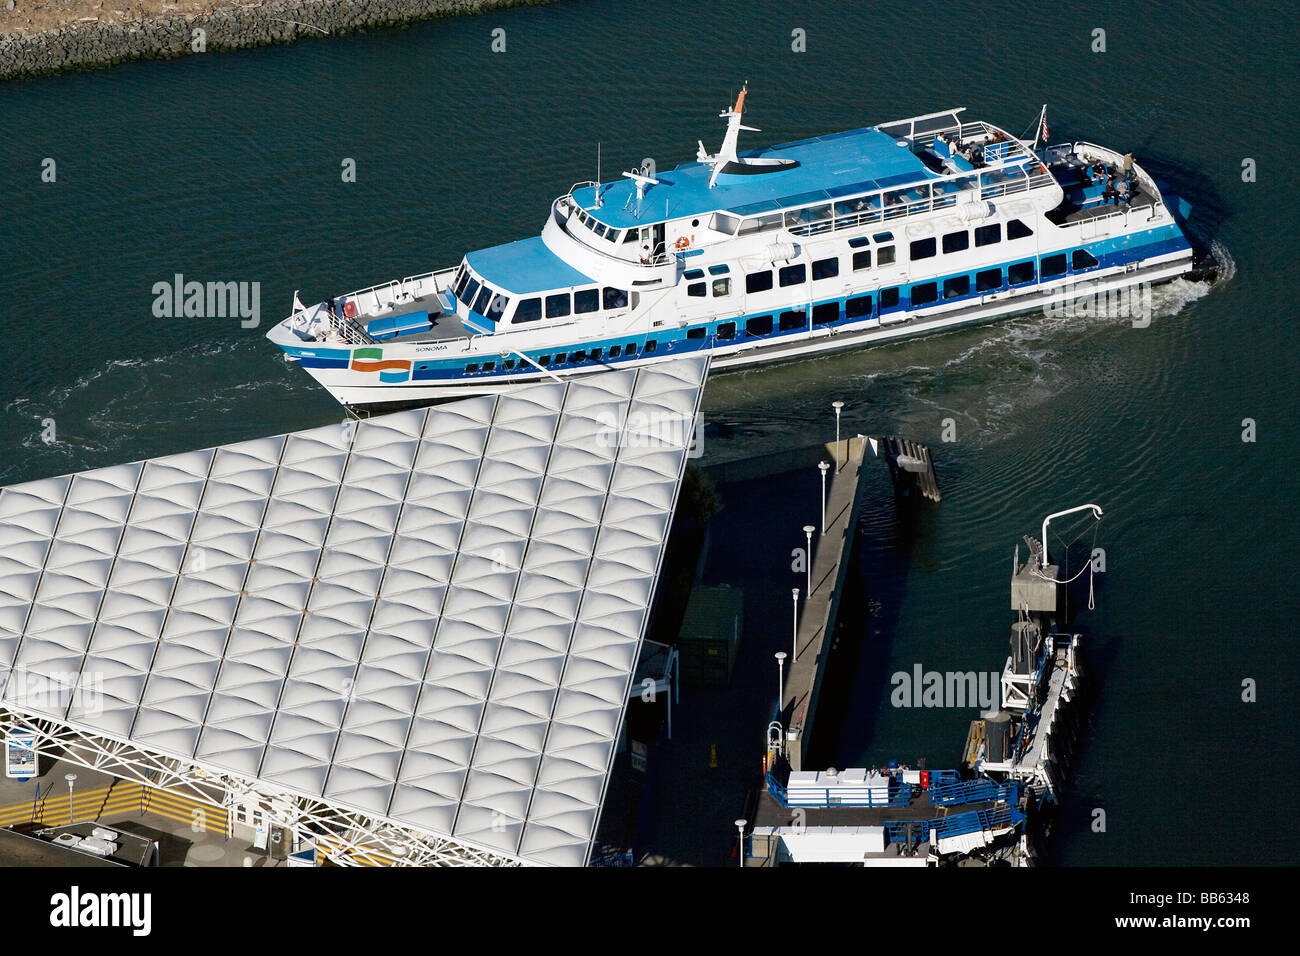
[513,286,631,323]
[573,206,642,246]
[463,339,662,374]
[910,219,1034,261]
[720,249,1101,339]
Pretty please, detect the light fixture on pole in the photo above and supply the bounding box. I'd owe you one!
[832,401,845,473]
[735,818,747,868]
[775,651,787,716]
[791,588,800,662]
[817,460,830,534]
[803,525,815,598]
[64,772,77,825]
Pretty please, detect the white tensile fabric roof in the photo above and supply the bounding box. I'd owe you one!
[0,357,708,866]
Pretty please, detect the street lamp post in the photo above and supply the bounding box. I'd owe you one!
[735,818,747,868]
[775,651,787,715]
[64,772,77,825]
[803,525,815,598]
[791,588,800,662]
[832,401,845,473]
[818,460,830,534]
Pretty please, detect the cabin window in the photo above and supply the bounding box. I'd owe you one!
[603,287,629,310]
[472,286,494,315]
[848,236,871,248]
[944,276,971,299]
[688,282,707,297]
[1072,249,1099,271]
[812,257,839,280]
[717,322,736,340]
[540,355,552,365]
[570,349,587,362]
[590,347,603,361]
[852,250,872,271]
[625,342,638,355]
[711,212,741,235]
[622,229,640,244]
[503,359,516,370]
[943,230,970,254]
[976,268,1002,292]
[874,232,894,242]
[708,264,730,275]
[593,222,608,239]
[746,315,773,337]
[812,302,839,325]
[684,269,705,280]
[880,287,900,309]
[645,340,657,353]
[687,327,707,340]
[737,213,785,235]
[609,345,622,358]
[779,264,807,287]
[546,293,571,318]
[554,352,567,364]
[910,238,936,261]
[877,245,896,265]
[1041,254,1067,279]
[465,363,480,374]
[712,278,731,296]
[746,270,774,293]
[1008,260,1036,285]
[574,289,599,314]
[514,298,542,323]
[482,361,496,372]
[845,295,873,318]
[778,310,806,331]
[453,268,471,298]
[1007,219,1034,240]
[974,223,1002,247]
[911,282,938,306]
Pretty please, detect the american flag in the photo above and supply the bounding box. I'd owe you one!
[1039,110,1050,142]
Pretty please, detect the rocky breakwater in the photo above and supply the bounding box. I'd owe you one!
[1,0,549,80]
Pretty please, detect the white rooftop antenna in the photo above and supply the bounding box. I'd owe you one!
[621,169,662,218]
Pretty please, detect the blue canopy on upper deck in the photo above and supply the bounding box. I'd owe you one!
[573,126,938,229]
[465,235,594,295]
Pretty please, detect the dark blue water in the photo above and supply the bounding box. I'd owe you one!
[2,0,1296,864]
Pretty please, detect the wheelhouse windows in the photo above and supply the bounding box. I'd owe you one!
[746,270,774,294]
[974,223,1002,246]
[779,264,807,287]
[603,287,629,309]
[1007,219,1034,240]
[1008,260,1036,285]
[910,237,936,261]
[812,257,839,280]
[462,277,481,308]
[976,268,1003,292]
[472,285,494,315]
[486,292,509,322]
[574,288,600,314]
[453,266,471,298]
[1041,253,1067,279]
[514,297,542,323]
[546,293,571,318]
[943,230,970,254]
[1072,248,1099,270]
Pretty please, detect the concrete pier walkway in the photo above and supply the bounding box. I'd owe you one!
[780,437,870,772]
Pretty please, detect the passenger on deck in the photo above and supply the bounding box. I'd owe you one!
[639,244,651,264]
[1103,179,1118,205]
[1116,178,1130,205]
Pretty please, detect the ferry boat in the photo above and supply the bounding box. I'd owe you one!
[268,89,1199,412]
